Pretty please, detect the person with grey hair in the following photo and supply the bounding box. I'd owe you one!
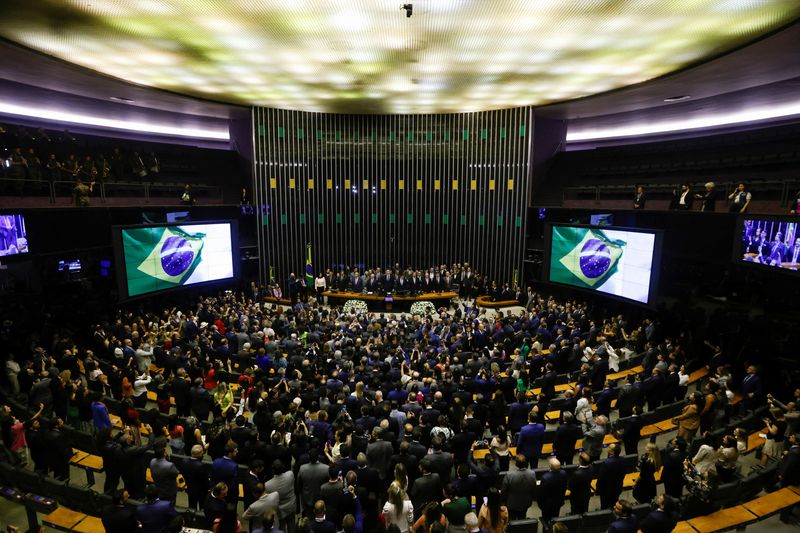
[464,512,481,533]
[179,444,210,511]
[696,181,717,212]
[581,414,608,462]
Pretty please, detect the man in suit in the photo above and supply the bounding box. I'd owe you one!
[366,427,394,481]
[553,411,582,465]
[298,448,331,516]
[101,489,139,533]
[741,365,764,411]
[242,482,280,531]
[608,499,639,533]
[178,444,210,511]
[785,237,800,265]
[779,433,800,523]
[211,442,239,503]
[595,380,617,418]
[661,437,687,499]
[410,462,443,520]
[422,436,453,485]
[537,458,568,525]
[172,369,192,417]
[568,452,594,515]
[136,484,177,533]
[596,444,626,509]
[516,411,545,466]
[616,374,641,419]
[501,454,537,520]
[149,445,180,502]
[204,482,228,527]
[642,368,665,412]
[640,494,678,533]
[582,415,608,462]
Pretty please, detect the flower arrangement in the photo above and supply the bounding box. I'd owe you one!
[342,299,369,315]
[410,301,436,316]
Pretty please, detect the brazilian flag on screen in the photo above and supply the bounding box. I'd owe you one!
[123,226,206,296]
[550,226,625,289]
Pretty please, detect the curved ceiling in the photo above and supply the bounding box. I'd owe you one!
[1,1,799,114]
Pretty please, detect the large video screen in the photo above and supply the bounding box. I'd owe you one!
[547,224,660,305]
[117,221,236,298]
[737,217,800,273]
[0,214,28,256]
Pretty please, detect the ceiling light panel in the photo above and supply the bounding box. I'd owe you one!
[2,1,799,114]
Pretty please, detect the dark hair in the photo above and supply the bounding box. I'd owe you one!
[486,487,502,528]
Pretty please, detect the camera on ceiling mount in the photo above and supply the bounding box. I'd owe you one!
[401,4,413,18]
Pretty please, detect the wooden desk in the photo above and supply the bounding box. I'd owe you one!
[745,429,767,454]
[77,454,104,472]
[323,290,457,311]
[687,506,756,533]
[42,507,87,531]
[72,515,106,533]
[672,521,698,533]
[742,487,800,517]
[475,296,521,309]
[688,368,709,384]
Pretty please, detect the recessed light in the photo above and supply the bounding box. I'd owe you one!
[663,95,691,102]
[109,96,135,103]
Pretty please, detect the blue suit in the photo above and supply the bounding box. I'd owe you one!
[136,499,177,533]
[516,422,545,465]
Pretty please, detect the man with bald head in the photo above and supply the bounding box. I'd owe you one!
[537,457,568,525]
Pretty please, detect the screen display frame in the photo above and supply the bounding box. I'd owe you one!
[543,223,663,307]
[0,212,30,259]
[732,215,800,277]
[112,219,240,300]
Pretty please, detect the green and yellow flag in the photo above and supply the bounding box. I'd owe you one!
[305,243,313,287]
[123,226,206,296]
[550,226,625,289]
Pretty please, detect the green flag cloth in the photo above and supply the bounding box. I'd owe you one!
[550,226,625,289]
[123,226,205,296]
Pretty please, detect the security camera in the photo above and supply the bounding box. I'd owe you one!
[401,4,413,17]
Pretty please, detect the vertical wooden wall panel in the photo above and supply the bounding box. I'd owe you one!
[254,107,532,286]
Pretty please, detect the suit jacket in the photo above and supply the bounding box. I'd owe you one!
[501,467,537,512]
[102,505,138,533]
[422,450,453,484]
[640,509,678,533]
[568,465,593,508]
[297,461,330,511]
[178,456,209,496]
[537,469,568,508]
[779,445,800,487]
[553,422,582,460]
[366,440,394,479]
[596,456,626,502]
[410,472,443,512]
[136,499,177,533]
[516,422,545,462]
[150,457,180,501]
[741,373,763,397]
[210,456,238,493]
[608,515,639,533]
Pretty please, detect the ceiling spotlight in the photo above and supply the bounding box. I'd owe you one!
[663,95,691,102]
[401,4,413,18]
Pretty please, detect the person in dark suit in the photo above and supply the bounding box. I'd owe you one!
[595,380,617,418]
[640,494,678,533]
[171,369,192,417]
[641,368,665,412]
[633,186,646,210]
[661,437,687,499]
[553,412,581,465]
[608,499,639,533]
[779,433,800,522]
[501,454,537,520]
[741,365,764,411]
[423,436,453,485]
[409,462,443,520]
[211,442,239,503]
[136,484,178,533]
[102,489,139,533]
[568,452,594,516]
[596,444,626,509]
[204,482,229,527]
[537,457,568,525]
[149,445,180,502]
[178,444,210,511]
[695,182,717,212]
[540,363,558,400]
[616,374,642,419]
[676,183,693,210]
[516,411,545,466]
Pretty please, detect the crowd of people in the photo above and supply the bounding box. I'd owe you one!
[0,283,799,533]
[268,263,528,305]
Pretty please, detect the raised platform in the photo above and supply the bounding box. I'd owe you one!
[322,290,457,312]
[475,295,522,308]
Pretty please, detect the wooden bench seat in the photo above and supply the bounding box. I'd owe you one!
[42,506,88,531]
[742,486,800,518]
[687,505,756,533]
[72,515,105,533]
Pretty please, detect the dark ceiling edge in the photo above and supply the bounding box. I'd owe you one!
[536,17,800,119]
[0,37,248,119]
